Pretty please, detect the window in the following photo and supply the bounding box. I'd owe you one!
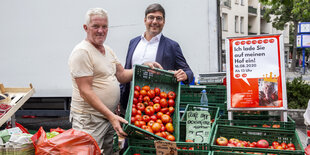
[241,0,244,5]
[240,17,244,33]
[222,13,228,31]
[235,16,239,33]
[235,0,239,4]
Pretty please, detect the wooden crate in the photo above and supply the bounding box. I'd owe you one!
[0,83,35,126]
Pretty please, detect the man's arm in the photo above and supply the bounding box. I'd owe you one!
[75,76,128,137]
[115,64,133,84]
[174,43,194,83]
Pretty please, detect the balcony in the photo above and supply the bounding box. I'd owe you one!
[248,6,257,15]
[223,0,231,8]
[261,8,266,16]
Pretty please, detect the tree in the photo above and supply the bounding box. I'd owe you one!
[259,0,310,71]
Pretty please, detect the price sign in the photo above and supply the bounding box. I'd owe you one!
[186,111,211,143]
[154,140,177,155]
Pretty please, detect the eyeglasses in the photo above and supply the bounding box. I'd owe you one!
[147,15,164,22]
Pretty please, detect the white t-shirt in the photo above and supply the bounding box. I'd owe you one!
[68,40,120,118]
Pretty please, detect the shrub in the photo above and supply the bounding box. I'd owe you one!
[286,77,310,109]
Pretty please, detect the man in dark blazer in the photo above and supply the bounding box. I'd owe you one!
[120,3,193,110]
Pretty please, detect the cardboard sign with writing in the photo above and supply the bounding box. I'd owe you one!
[154,140,177,155]
[186,111,211,143]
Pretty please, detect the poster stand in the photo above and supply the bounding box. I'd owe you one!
[225,34,288,122]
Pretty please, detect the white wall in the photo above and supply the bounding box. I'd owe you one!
[0,0,218,97]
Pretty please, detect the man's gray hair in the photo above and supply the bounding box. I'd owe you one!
[85,8,108,25]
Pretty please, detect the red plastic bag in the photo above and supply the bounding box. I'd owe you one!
[306,145,310,155]
[50,127,66,134]
[31,127,101,155]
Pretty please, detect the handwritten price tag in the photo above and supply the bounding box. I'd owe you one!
[186,111,211,143]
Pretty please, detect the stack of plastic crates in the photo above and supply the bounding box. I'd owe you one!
[210,125,304,154]
[180,85,227,113]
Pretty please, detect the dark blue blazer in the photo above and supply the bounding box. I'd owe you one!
[120,35,193,109]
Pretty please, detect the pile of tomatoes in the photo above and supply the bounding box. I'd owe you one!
[131,85,177,141]
[216,137,296,151]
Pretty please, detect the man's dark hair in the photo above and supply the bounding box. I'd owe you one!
[145,3,165,18]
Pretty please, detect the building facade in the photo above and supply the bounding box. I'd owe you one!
[220,0,290,71]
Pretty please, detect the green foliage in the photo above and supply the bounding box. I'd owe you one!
[286,77,310,109]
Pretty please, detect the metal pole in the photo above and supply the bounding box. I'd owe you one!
[303,48,306,75]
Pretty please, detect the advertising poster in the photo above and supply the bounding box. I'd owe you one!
[303,34,310,47]
[226,35,287,110]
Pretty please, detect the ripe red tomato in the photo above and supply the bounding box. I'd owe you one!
[131,117,135,123]
[147,120,155,127]
[161,131,167,138]
[160,107,169,114]
[148,101,154,106]
[160,98,168,108]
[168,99,175,107]
[134,85,140,92]
[137,103,145,111]
[140,90,147,96]
[153,96,160,104]
[135,115,142,121]
[145,106,155,116]
[160,92,167,99]
[216,137,228,146]
[131,107,137,116]
[156,119,163,124]
[134,90,140,98]
[142,115,151,122]
[287,147,296,150]
[143,96,150,102]
[256,139,269,148]
[133,98,138,104]
[154,87,161,96]
[160,125,166,132]
[147,90,155,99]
[150,115,157,121]
[168,107,175,114]
[142,85,150,91]
[272,141,279,148]
[134,121,141,127]
[166,135,175,141]
[186,139,194,142]
[165,123,174,133]
[139,121,146,126]
[287,143,295,148]
[151,122,162,133]
[137,110,142,115]
[155,132,164,137]
[153,103,161,112]
[161,114,171,124]
[167,91,176,100]
[228,138,239,145]
[156,112,164,119]
[281,142,287,149]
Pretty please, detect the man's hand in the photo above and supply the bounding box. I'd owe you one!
[109,114,128,138]
[170,69,188,82]
[143,62,163,69]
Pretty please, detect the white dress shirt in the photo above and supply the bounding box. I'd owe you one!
[131,33,162,67]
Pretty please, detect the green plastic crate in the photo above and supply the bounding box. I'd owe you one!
[123,64,180,141]
[211,125,304,154]
[217,115,295,130]
[128,138,209,151]
[180,105,220,146]
[124,146,211,155]
[112,134,119,153]
[180,85,226,103]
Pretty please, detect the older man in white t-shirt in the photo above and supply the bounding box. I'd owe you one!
[68,8,160,154]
